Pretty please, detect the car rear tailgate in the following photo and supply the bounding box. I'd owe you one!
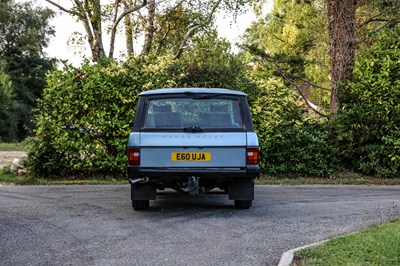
[139,132,246,168]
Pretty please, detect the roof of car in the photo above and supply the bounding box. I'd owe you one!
[139,88,247,96]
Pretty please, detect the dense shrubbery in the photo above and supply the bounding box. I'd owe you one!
[333,28,400,177]
[28,50,255,178]
[251,27,400,178]
[251,78,339,176]
[263,119,339,176]
[28,57,178,177]
[27,27,400,178]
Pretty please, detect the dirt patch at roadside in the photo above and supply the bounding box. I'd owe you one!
[0,151,27,169]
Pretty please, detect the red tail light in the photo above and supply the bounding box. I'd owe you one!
[128,147,140,165]
[247,148,259,164]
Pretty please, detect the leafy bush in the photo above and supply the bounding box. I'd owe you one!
[334,27,400,177]
[250,78,303,138]
[27,51,255,178]
[28,57,178,178]
[251,78,339,176]
[27,44,350,179]
[263,118,339,176]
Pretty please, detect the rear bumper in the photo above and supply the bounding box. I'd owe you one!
[127,165,260,181]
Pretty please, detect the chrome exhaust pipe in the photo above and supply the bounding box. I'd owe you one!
[129,177,149,185]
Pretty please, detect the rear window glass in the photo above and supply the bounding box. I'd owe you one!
[143,97,244,130]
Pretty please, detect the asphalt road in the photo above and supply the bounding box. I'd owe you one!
[1,185,400,266]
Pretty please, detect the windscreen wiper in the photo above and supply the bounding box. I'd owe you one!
[183,126,204,133]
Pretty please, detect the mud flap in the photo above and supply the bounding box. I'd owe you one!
[228,182,254,200]
[131,183,156,200]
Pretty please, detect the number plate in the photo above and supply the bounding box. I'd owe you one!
[171,152,211,161]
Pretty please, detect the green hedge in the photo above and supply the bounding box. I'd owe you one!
[28,57,177,177]
[27,26,400,179]
[250,78,339,176]
[334,27,400,177]
[27,53,255,178]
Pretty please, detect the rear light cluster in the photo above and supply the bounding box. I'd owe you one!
[128,147,140,165]
[129,147,258,165]
[247,148,259,164]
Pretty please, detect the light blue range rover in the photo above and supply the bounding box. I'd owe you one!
[127,88,260,210]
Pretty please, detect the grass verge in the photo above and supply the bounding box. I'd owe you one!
[293,218,400,265]
[2,170,400,186]
[0,169,126,185]
[0,170,41,185]
[256,172,400,185]
[0,140,32,151]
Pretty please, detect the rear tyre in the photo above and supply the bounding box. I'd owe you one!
[132,200,149,211]
[234,200,252,209]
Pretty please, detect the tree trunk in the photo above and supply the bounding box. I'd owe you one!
[109,0,148,58]
[124,5,134,57]
[142,0,156,55]
[327,0,357,114]
[77,0,106,61]
[46,0,106,61]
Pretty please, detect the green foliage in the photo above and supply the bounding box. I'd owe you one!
[243,1,400,177]
[0,138,32,151]
[250,77,338,176]
[29,50,340,178]
[0,0,55,141]
[263,118,339,176]
[243,0,330,109]
[28,46,255,178]
[150,4,205,56]
[250,77,303,138]
[28,57,177,178]
[176,32,256,92]
[334,27,400,177]
[27,3,400,179]
[357,0,400,34]
[0,62,18,142]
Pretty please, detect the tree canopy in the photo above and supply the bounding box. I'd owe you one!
[242,0,400,115]
[0,0,56,141]
[243,0,330,114]
[44,0,253,61]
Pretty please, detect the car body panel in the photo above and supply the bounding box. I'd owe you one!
[129,132,247,168]
[139,88,247,96]
[140,147,246,168]
[135,132,247,147]
[246,132,259,147]
[128,132,140,147]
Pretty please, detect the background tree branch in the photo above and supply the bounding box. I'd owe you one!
[174,0,221,59]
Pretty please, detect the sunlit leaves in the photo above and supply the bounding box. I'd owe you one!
[334,26,400,177]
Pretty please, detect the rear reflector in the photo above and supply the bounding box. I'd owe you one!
[128,147,140,165]
[247,148,259,164]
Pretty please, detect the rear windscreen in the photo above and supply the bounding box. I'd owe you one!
[143,97,244,130]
